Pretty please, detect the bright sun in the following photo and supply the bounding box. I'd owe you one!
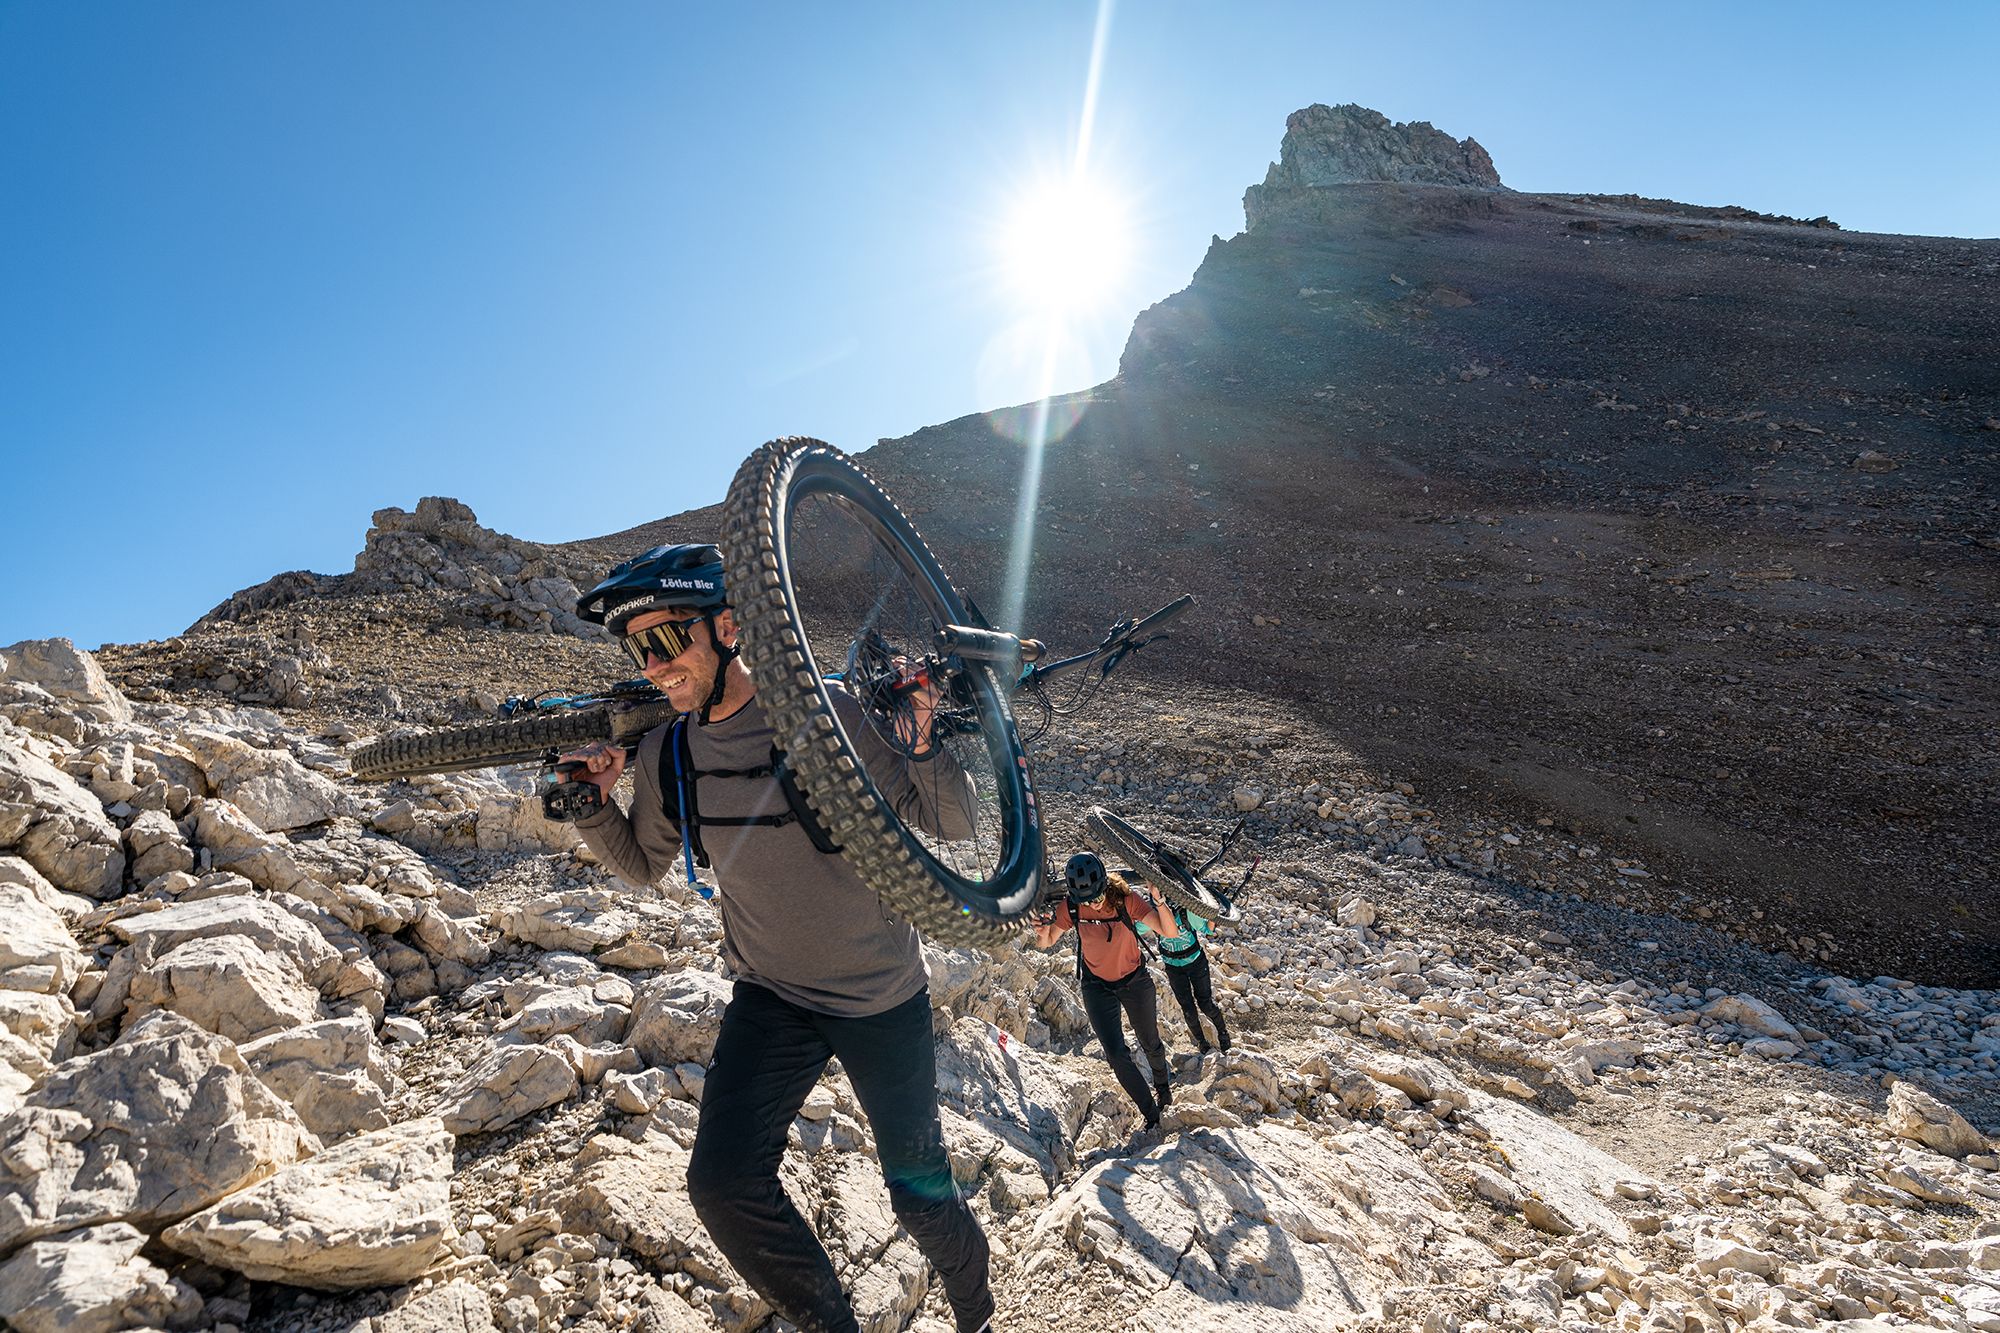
[998,177,1130,315]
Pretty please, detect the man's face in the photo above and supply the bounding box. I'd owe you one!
[627,607,738,713]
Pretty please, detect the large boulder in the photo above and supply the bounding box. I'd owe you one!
[0,869,84,995]
[475,792,582,853]
[123,809,195,883]
[434,1043,578,1136]
[0,639,132,725]
[108,894,344,991]
[188,797,324,896]
[162,1117,456,1290]
[0,737,124,898]
[1024,1120,1474,1329]
[239,1014,394,1141]
[555,1132,769,1331]
[491,889,637,953]
[0,991,75,1068]
[125,934,328,1043]
[627,971,733,1068]
[0,1222,202,1333]
[0,855,91,921]
[180,729,349,832]
[1887,1081,1992,1158]
[0,1011,319,1250]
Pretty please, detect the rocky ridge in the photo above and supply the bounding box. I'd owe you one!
[1243,103,1503,230]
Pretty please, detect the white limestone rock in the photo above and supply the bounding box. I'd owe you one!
[627,970,733,1068]
[0,991,75,1069]
[1887,1080,1992,1158]
[342,1278,497,1333]
[109,893,344,991]
[239,1014,394,1141]
[923,941,1043,1037]
[122,808,195,883]
[0,854,92,921]
[163,1117,456,1290]
[498,985,629,1047]
[125,934,328,1043]
[1025,1121,1480,1328]
[1699,993,1803,1042]
[554,1132,770,1331]
[0,1011,319,1250]
[0,1221,202,1333]
[606,1066,675,1115]
[409,901,491,967]
[474,791,581,853]
[1463,1091,1654,1243]
[0,871,84,995]
[434,1043,578,1135]
[0,638,133,725]
[491,889,637,953]
[0,737,125,898]
[184,794,313,890]
[179,728,352,832]
[1347,1047,1471,1112]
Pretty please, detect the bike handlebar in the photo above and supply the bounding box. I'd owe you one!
[1019,593,1194,690]
[1123,593,1195,641]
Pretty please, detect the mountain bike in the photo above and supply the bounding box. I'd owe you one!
[351,437,1191,947]
[1079,807,1258,924]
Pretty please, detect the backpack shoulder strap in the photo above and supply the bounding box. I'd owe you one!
[1116,896,1157,961]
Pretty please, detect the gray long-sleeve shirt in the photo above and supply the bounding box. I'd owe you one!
[575,686,977,1017]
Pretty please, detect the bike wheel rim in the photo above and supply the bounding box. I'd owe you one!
[775,457,1041,918]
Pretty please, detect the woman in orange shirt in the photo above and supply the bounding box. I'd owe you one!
[1033,852,1176,1129]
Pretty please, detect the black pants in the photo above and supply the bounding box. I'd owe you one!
[1164,954,1230,1052]
[1079,965,1171,1121]
[685,982,993,1333]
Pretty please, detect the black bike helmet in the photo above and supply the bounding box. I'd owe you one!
[1065,851,1108,907]
[577,543,729,637]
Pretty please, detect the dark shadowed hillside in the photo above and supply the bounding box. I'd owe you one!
[589,149,1999,987]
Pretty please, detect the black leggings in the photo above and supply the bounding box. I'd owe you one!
[685,982,992,1333]
[1164,954,1230,1052]
[1079,965,1171,1120]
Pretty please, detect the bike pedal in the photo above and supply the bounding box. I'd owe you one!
[540,763,605,823]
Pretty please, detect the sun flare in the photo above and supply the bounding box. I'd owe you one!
[998,177,1130,315]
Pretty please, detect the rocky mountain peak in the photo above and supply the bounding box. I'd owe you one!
[1244,102,1502,229]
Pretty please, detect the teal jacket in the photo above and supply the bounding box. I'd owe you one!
[1138,904,1211,968]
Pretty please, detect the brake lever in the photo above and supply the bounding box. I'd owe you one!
[1229,854,1263,897]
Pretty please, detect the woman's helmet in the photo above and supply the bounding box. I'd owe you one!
[577,543,729,637]
[1064,851,1108,908]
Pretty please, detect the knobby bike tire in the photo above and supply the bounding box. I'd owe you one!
[348,701,679,780]
[1082,805,1242,923]
[720,437,1045,949]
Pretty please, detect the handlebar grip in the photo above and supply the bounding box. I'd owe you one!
[1124,594,1195,640]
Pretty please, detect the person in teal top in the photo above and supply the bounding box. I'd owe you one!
[1137,899,1231,1055]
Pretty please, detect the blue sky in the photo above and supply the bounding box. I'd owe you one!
[3,1,1994,649]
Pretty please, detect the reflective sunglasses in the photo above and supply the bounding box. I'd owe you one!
[620,614,707,670]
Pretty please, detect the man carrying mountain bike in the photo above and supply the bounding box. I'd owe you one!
[559,542,995,1333]
[1032,852,1177,1130]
